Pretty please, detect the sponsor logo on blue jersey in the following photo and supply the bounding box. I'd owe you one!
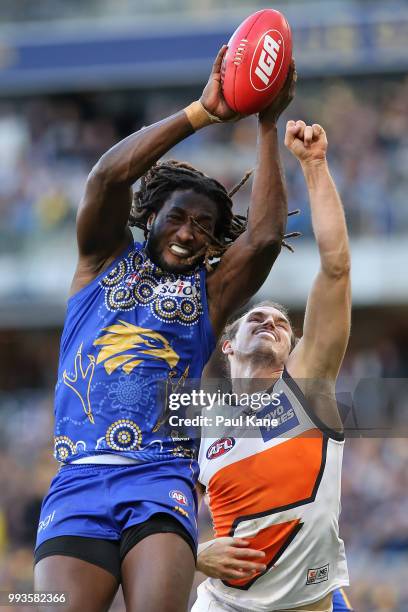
[154,279,197,297]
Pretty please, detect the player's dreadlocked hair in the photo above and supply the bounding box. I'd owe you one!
[129,160,299,271]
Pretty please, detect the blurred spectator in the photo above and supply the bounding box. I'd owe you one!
[0,67,407,612]
[1,75,408,255]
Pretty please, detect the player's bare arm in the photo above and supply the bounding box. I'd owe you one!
[285,121,351,417]
[195,482,266,581]
[207,62,297,336]
[197,537,267,581]
[72,45,236,295]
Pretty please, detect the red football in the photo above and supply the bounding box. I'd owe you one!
[221,9,292,115]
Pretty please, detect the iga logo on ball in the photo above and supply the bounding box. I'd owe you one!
[251,30,284,91]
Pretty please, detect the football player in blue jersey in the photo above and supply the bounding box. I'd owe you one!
[34,47,296,612]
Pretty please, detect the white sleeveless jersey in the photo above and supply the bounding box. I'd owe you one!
[197,370,349,611]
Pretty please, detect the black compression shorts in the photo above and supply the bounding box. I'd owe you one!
[34,513,196,582]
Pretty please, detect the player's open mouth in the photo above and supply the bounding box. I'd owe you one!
[169,244,191,257]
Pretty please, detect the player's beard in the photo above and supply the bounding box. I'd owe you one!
[236,345,281,369]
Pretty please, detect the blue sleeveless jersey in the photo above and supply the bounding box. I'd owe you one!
[54,241,215,464]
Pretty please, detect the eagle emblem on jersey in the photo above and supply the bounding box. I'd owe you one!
[93,320,180,375]
[61,323,182,427]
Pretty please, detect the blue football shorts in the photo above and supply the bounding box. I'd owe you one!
[35,459,199,552]
[333,588,354,611]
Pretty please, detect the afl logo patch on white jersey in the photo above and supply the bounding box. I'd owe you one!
[206,437,235,460]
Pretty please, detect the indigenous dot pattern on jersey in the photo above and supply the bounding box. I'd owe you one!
[54,417,143,459]
[221,9,292,115]
[54,435,77,461]
[100,247,202,326]
[105,419,142,451]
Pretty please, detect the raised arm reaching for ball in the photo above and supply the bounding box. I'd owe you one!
[74,47,296,334]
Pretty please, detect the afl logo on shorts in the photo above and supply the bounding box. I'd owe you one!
[206,437,235,460]
[169,490,188,506]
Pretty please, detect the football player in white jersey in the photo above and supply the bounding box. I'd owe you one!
[192,121,353,612]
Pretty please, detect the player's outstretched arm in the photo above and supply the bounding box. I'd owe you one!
[72,46,237,292]
[286,121,351,381]
[207,62,296,336]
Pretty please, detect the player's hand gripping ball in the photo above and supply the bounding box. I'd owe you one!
[221,9,292,115]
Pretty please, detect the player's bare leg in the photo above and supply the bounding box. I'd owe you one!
[34,556,119,612]
[121,533,195,612]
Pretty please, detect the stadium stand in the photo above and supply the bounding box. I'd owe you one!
[0,2,407,610]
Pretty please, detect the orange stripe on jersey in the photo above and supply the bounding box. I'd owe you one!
[226,519,302,588]
[208,429,325,537]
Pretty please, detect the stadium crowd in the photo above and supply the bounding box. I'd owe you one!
[0,328,407,611]
[1,74,408,256]
[0,0,401,25]
[1,67,408,612]
[1,1,408,609]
